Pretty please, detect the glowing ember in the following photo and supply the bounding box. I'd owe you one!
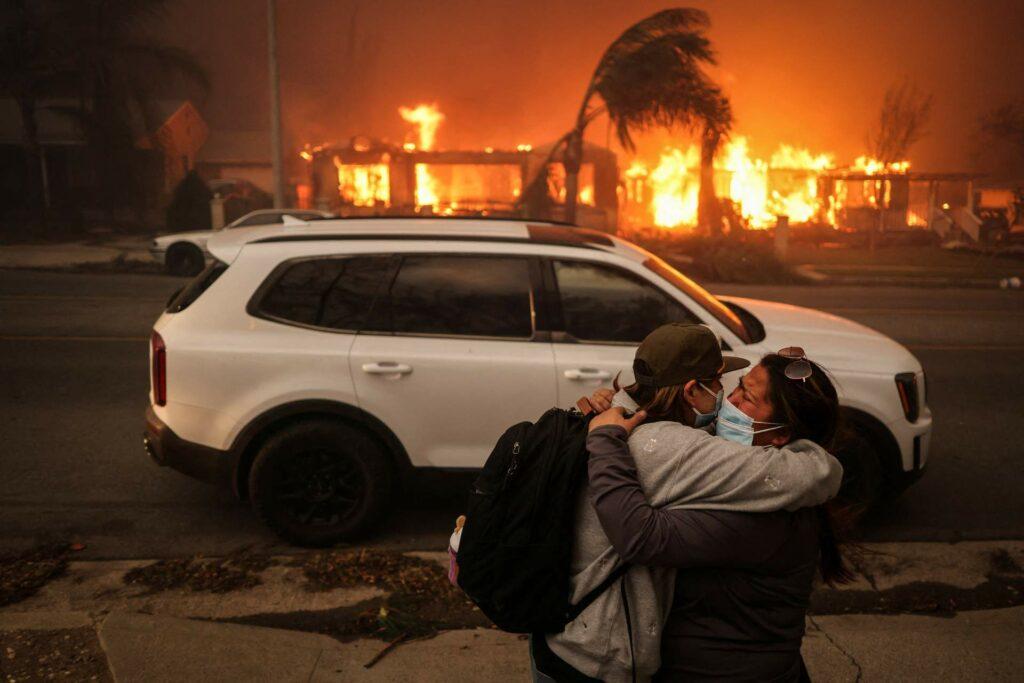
[851,156,911,175]
[400,103,445,208]
[333,156,389,207]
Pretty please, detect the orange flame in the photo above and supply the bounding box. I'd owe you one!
[333,155,389,207]
[399,103,445,208]
[624,137,911,231]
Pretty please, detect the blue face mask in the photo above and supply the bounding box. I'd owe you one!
[715,398,786,445]
[692,382,723,428]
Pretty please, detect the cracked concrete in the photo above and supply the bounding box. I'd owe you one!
[806,615,862,682]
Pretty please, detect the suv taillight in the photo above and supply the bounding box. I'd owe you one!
[895,372,919,422]
[151,331,166,406]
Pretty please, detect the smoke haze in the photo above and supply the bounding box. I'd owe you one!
[161,0,1024,169]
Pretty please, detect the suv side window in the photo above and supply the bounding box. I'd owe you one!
[255,255,391,330]
[366,255,533,339]
[553,259,700,343]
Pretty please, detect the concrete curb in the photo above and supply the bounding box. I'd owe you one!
[0,237,156,270]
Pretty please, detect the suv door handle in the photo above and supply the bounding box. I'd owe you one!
[564,368,612,381]
[362,362,413,376]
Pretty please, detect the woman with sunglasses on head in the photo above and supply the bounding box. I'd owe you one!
[585,349,855,682]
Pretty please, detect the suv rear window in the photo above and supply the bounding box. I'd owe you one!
[253,255,392,330]
[166,260,228,313]
[365,255,534,339]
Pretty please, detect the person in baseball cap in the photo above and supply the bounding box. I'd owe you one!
[585,323,749,428]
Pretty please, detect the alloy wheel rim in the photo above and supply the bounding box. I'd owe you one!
[275,448,364,527]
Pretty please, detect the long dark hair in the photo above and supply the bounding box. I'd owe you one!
[760,353,856,586]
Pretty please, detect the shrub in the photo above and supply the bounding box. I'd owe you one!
[165,171,212,232]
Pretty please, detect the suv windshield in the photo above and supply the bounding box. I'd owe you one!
[643,255,751,344]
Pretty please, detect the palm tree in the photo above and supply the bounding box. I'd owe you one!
[530,8,732,226]
[0,0,209,228]
[698,97,731,235]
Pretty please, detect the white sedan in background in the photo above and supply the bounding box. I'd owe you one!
[151,209,335,276]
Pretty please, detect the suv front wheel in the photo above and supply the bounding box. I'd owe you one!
[248,419,393,546]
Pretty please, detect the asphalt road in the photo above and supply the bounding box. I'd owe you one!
[1,269,1022,559]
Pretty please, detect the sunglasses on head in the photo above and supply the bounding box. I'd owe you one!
[779,346,813,382]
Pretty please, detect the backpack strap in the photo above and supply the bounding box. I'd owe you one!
[565,563,631,622]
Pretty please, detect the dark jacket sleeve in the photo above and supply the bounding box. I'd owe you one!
[587,425,791,568]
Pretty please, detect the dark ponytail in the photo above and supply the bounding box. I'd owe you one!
[760,353,857,586]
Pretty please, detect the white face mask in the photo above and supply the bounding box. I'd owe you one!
[692,382,723,428]
[715,397,786,445]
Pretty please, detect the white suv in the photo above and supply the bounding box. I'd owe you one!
[144,218,932,546]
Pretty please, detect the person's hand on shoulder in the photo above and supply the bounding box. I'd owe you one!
[589,407,647,434]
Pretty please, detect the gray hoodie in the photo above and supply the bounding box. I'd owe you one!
[545,391,844,683]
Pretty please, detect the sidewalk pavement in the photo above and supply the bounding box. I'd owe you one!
[0,236,156,270]
[2,607,1021,682]
[794,263,1020,288]
[2,541,1022,681]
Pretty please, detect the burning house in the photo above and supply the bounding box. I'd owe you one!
[619,138,984,241]
[299,104,620,232]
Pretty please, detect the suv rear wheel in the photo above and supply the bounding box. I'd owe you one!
[248,419,393,546]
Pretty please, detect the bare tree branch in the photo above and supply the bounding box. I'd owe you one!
[866,79,933,163]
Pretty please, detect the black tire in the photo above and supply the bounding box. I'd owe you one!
[833,420,884,513]
[248,419,394,547]
[165,243,205,276]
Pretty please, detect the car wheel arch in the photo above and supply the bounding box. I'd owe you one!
[167,240,202,256]
[228,399,412,499]
[165,242,205,276]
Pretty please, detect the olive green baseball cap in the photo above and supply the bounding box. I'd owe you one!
[633,323,749,388]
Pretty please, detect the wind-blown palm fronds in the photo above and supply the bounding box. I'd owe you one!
[526,8,731,227]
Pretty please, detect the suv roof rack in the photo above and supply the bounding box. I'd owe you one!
[207,216,620,263]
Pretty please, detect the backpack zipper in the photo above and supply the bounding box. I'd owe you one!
[506,441,521,478]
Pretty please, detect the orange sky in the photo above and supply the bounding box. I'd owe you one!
[163,0,1024,170]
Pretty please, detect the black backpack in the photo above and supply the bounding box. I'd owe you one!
[455,407,630,634]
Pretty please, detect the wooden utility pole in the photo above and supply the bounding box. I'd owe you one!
[267,0,285,208]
